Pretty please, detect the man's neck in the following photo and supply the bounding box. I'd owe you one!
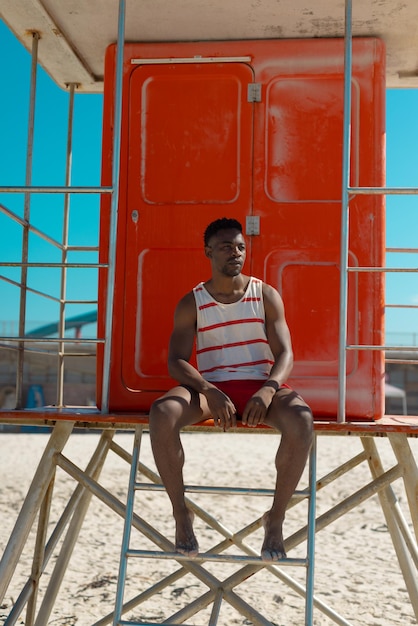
[204,274,250,304]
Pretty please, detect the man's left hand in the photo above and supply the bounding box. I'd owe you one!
[241,386,276,428]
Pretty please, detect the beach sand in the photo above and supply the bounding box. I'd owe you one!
[0,430,417,626]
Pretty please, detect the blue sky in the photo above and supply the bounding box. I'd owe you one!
[380,89,418,343]
[0,19,417,343]
[0,20,102,337]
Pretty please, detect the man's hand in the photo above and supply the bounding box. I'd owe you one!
[203,387,237,431]
[242,385,276,428]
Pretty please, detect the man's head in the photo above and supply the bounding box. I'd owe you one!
[203,217,243,247]
[204,217,246,277]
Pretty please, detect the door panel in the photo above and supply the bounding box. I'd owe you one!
[121,62,254,394]
[252,73,361,382]
[263,77,359,202]
[249,43,385,417]
[265,250,358,377]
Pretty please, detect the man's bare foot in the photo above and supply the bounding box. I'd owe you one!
[261,511,286,561]
[174,508,199,557]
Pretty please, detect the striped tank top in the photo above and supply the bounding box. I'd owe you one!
[193,277,275,382]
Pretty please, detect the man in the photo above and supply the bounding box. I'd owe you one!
[149,217,313,561]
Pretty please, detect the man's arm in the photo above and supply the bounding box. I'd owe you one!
[168,292,237,428]
[167,291,209,392]
[262,282,294,387]
[241,283,294,426]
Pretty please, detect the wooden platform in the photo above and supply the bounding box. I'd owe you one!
[1,408,418,435]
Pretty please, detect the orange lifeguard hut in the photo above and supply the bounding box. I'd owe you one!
[97,37,385,418]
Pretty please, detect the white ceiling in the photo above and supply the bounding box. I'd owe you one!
[2,0,418,92]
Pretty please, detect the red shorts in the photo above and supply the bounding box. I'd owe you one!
[213,379,291,417]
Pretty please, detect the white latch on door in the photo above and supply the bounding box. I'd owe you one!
[247,83,262,102]
[246,216,260,235]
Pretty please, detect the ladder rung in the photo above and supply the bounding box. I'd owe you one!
[119,622,207,626]
[125,549,307,567]
[134,481,309,499]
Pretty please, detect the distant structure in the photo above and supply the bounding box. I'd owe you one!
[0,312,97,409]
[386,352,418,415]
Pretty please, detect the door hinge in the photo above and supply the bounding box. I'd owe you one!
[247,83,262,103]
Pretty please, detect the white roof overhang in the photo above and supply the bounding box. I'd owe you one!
[2,0,418,93]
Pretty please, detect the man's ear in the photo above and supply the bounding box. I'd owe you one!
[204,245,212,259]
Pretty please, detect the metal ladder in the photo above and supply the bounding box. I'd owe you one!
[112,425,317,626]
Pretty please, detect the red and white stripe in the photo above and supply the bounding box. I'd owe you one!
[193,277,274,382]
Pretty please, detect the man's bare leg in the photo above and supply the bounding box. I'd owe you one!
[262,390,313,561]
[149,387,208,557]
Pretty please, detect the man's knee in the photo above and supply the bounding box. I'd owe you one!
[275,398,313,447]
[149,392,195,433]
[149,397,173,433]
[149,397,165,418]
[293,404,314,447]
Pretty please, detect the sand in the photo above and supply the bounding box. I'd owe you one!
[0,429,417,626]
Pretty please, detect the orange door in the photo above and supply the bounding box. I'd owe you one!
[248,39,385,417]
[120,61,254,401]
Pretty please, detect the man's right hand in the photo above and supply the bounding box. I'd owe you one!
[203,387,237,431]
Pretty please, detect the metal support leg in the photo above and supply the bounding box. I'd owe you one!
[305,435,317,625]
[5,429,117,626]
[388,432,418,541]
[33,429,115,626]
[25,476,56,626]
[113,425,144,626]
[0,421,74,603]
[361,436,418,621]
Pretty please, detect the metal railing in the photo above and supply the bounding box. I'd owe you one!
[0,20,119,410]
[337,0,418,420]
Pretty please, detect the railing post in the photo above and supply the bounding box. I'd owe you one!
[338,0,353,423]
[101,0,126,413]
[57,83,76,408]
[16,31,39,409]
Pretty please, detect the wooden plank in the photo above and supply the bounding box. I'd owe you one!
[1,408,418,434]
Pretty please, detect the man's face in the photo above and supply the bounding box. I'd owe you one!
[205,228,246,277]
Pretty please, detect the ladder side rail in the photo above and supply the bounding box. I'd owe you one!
[305,436,317,626]
[113,425,143,626]
[338,0,354,423]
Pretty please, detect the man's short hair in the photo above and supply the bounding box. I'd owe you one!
[204,217,243,246]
